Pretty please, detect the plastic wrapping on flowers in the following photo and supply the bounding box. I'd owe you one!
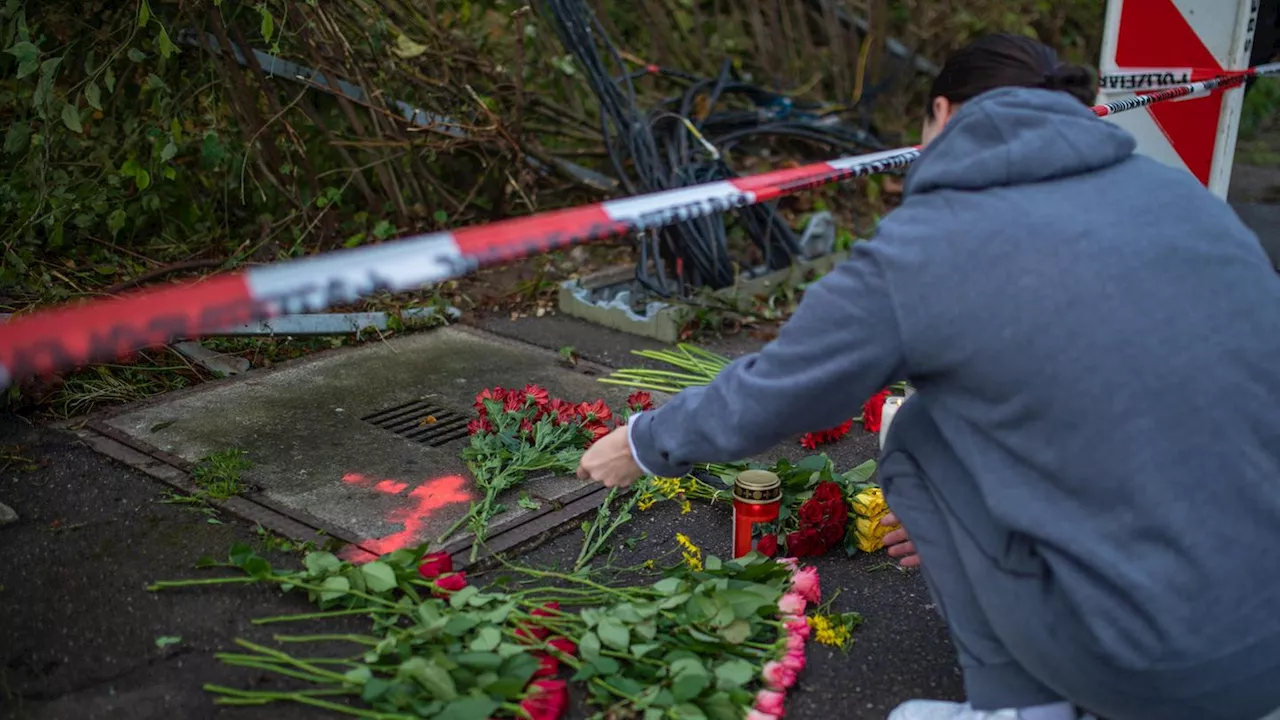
[150,538,837,720]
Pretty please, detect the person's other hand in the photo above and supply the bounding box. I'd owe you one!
[881,513,920,568]
[577,425,644,488]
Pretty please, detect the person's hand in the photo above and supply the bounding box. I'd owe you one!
[577,425,645,488]
[881,513,920,568]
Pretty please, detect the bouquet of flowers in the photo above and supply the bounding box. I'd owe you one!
[445,385,651,558]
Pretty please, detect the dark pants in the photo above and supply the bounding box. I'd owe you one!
[878,398,1280,720]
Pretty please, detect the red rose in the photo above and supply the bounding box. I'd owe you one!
[516,624,551,642]
[862,388,892,433]
[532,602,561,617]
[812,481,843,506]
[533,653,559,678]
[819,521,845,546]
[797,499,826,526]
[433,572,468,594]
[785,528,823,557]
[520,679,568,720]
[546,636,577,657]
[756,534,778,557]
[417,552,453,580]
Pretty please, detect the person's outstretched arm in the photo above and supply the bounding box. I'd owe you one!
[626,241,907,478]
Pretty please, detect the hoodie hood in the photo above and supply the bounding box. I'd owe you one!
[904,87,1137,195]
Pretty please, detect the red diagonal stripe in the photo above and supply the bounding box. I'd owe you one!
[1116,0,1224,186]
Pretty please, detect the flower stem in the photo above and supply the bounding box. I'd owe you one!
[147,576,259,591]
[251,608,386,625]
[271,634,380,646]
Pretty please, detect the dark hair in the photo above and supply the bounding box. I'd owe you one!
[927,34,1096,119]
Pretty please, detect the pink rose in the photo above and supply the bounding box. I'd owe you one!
[762,661,796,690]
[777,557,799,571]
[747,711,779,720]
[782,648,806,673]
[777,592,807,616]
[786,618,811,639]
[786,633,806,653]
[754,689,787,717]
[790,566,821,604]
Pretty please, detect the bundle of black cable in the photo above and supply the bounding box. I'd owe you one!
[536,0,886,299]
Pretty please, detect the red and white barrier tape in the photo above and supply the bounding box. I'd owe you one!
[2,62,1278,388]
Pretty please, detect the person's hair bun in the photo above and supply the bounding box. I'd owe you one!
[1042,63,1096,105]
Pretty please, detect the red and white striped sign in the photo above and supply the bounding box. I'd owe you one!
[1098,0,1262,197]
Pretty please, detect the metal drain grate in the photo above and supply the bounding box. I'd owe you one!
[361,400,471,447]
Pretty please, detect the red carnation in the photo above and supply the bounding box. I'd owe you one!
[626,391,653,411]
[417,552,453,580]
[756,534,778,557]
[520,679,568,720]
[504,393,526,412]
[862,388,892,433]
[584,423,610,444]
[466,417,493,436]
[520,418,536,437]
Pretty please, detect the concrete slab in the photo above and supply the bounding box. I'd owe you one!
[94,326,640,562]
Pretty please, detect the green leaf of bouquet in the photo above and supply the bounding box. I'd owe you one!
[399,657,458,700]
[468,626,502,652]
[670,658,711,702]
[652,577,683,594]
[360,562,397,593]
[449,585,480,609]
[319,576,349,602]
[717,619,752,645]
[578,631,602,661]
[658,592,691,610]
[436,694,499,720]
[596,616,630,652]
[303,551,342,576]
[713,658,755,688]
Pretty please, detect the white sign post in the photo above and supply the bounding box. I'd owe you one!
[1097,0,1262,199]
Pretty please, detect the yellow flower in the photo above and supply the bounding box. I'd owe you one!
[643,559,656,569]
[676,533,703,571]
[851,487,887,518]
[637,492,656,511]
[808,614,853,648]
[653,476,683,497]
[680,499,692,515]
[854,511,897,553]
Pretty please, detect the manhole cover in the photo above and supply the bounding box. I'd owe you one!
[361,399,470,447]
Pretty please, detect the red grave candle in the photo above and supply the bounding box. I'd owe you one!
[732,470,782,559]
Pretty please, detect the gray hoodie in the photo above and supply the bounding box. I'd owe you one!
[629,87,1280,669]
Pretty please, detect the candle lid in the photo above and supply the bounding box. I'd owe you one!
[734,470,782,504]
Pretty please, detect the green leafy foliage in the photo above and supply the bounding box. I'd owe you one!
[150,540,803,719]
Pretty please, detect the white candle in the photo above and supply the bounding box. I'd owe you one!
[879,396,904,450]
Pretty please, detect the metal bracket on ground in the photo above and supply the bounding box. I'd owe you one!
[559,250,852,343]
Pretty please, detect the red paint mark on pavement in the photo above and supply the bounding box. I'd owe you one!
[374,480,409,494]
[338,473,473,563]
